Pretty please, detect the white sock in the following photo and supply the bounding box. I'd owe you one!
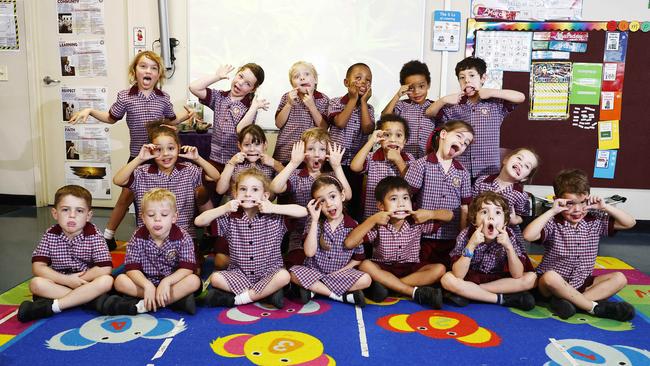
[51,299,61,313]
[328,293,343,302]
[135,300,148,314]
[412,286,419,299]
[234,292,252,305]
[104,229,115,240]
[588,301,598,314]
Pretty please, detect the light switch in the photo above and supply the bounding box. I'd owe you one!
[0,65,7,81]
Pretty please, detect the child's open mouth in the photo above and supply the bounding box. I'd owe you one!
[312,160,322,169]
[67,221,77,228]
[153,225,163,231]
[464,86,475,95]
[327,209,337,216]
[486,223,495,235]
[512,165,521,177]
[393,210,409,216]
[386,144,400,150]
[449,144,460,156]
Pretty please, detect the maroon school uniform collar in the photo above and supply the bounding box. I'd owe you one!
[128,84,164,96]
[371,148,411,162]
[134,223,184,241]
[230,208,268,220]
[403,98,433,105]
[147,162,187,174]
[220,90,253,108]
[342,214,357,228]
[48,222,98,237]
[313,90,325,99]
[298,167,311,177]
[483,174,523,192]
[426,153,465,170]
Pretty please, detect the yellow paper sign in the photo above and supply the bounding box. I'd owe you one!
[598,120,620,150]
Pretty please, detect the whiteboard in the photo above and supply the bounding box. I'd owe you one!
[188,0,426,130]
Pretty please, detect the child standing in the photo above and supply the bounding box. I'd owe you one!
[426,56,525,179]
[344,177,453,308]
[274,61,329,165]
[524,169,636,321]
[328,63,375,220]
[270,128,351,267]
[473,147,539,252]
[18,185,113,322]
[351,114,413,220]
[405,120,474,268]
[382,60,435,159]
[112,125,220,239]
[290,176,371,306]
[107,188,201,315]
[441,192,537,309]
[70,51,194,250]
[196,169,308,309]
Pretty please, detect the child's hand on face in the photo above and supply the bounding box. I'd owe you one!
[386,148,403,164]
[370,129,386,145]
[347,84,360,101]
[495,226,512,248]
[260,153,275,167]
[69,108,91,124]
[139,143,161,161]
[287,88,299,106]
[396,84,410,98]
[326,142,345,168]
[372,211,392,226]
[410,209,429,224]
[301,89,316,108]
[586,195,607,210]
[179,145,199,161]
[441,92,464,105]
[551,198,570,214]
[252,96,270,111]
[307,198,322,221]
[216,64,234,80]
[468,224,485,249]
[256,199,273,214]
[229,152,246,165]
[361,86,372,103]
[290,141,306,165]
[477,88,492,100]
[227,199,241,213]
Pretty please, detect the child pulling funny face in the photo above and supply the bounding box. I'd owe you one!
[474,202,507,241]
[310,184,345,221]
[437,128,474,160]
[378,188,413,220]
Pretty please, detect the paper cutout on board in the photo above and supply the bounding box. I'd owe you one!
[571,105,598,129]
[604,31,628,62]
[532,51,570,60]
[601,62,625,92]
[549,40,587,53]
[569,63,602,105]
[529,62,572,120]
[600,91,623,120]
[533,31,589,42]
[594,149,617,179]
[598,120,620,150]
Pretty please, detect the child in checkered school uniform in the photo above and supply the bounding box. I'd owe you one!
[112,124,220,239]
[69,51,194,251]
[273,61,330,165]
[472,147,540,254]
[328,63,375,220]
[195,168,308,309]
[350,114,414,220]
[404,120,474,268]
[289,176,371,306]
[106,188,201,315]
[441,191,537,309]
[344,177,453,308]
[270,128,352,268]
[381,60,435,159]
[425,56,525,180]
[524,169,636,321]
[18,185,114,322]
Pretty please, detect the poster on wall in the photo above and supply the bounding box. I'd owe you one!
[568,63,602,105]
[0,0,18,50]
[57,0,105,35]
[59,39,107,77]
[432,10,461,51]
[63,125,111,163]
[593,149,617,179]
[475,31,532,72]
[529,62,572,120]
[60,87,107,122]
[471,0,583,21]
[64,162,111,199]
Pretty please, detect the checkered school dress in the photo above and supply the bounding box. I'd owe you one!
[124,225,196,286]
[365,218,439,264]
[32,223,112,274]
[109,85,177,158]
[273,91,329,163]
[405,153,472,240]
[290,216,366,296]
[439,98,516,178]
[211,211,287,295]
[394,99,435,159]
[534,212,614,289]
[327,95,375,165]
[361,149,414,219]
[199,89,256,164]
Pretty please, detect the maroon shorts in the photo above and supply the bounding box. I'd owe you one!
[214,236,229,255]
[420,239,455,269]
[376,261,427,278]
[577,275,596,293]
[283,249,306,269]
[464,270,509,285]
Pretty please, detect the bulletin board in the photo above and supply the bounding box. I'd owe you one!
[465,20,650,189]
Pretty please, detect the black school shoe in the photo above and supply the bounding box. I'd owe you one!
[204,288,235,308]
[364,281,389,303]
[106,237,117,251]
[266,289,285,309]
[102,295,138,316]
[413,287,443,309]
[342,290,366,308]
[296,286,313,305]
[85,293,110,313]
[17,299,54,322]
[443,290,470,307]
[502,291,536,311]
[594,301,635,322]
[169,294,196,315]
[549,296,576,319]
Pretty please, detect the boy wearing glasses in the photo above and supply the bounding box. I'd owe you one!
[523,169,636,321]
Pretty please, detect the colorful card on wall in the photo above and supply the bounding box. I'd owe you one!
[600,91,623,120]
[529,62,572,120]
[569,63,602,105]
[593,149,617,179]
[601,62,625,92]
[598,120,620,150]
[549,40,587,53]
[604,31,628,62]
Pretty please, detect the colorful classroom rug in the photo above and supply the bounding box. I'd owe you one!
[1,256,649,365]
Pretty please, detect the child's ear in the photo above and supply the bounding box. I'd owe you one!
[172,211,178,224]
[50,207,58,220]
[340,190,347,202]
[439,129,448,140]
[263,191,270,201]
[343,78,350,87]
[480,73,488,84]
[87,210,93,221]
[376,201,385,211]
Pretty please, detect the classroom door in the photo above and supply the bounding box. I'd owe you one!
[28,1,128,207]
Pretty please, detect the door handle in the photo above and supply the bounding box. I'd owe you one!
[43,76,61,85]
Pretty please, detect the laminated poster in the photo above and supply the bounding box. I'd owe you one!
[475,30,532,72]
[60,86,107,122]
[529,62,572,120]
[57,0,105,35]
[593,149,617,179]
[59,39,107,77]
[597,120,619,150]
[569,63,602,105]
[64,162,111,199]
[64,124,111,163]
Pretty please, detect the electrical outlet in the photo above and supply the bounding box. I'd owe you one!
[0,65,8,81]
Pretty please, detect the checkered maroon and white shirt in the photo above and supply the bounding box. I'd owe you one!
[124,224,195,286]
[534,212,614,289]
[439,98,516,178]
[200,89,255,164]
[450,226,526,274]
[32,223,112,274]
[365,218,439,264]
[210,210,287,281]
[394,99,435,159]
[361,149,414,219]
[405,153,472,240]
[327,95,375,165]
[301,216,365,273]
[109,85,177,158]
[273,91,329,163]
[125,162,203,237]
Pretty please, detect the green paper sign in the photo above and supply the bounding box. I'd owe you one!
[569,63,603,105]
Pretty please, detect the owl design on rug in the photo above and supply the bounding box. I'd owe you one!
[217,298,330,325]
[511,305,634,331]
[544,339,650,366]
